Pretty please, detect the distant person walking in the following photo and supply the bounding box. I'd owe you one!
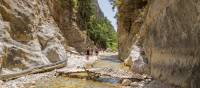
[95,48,99,56]
[0,57,2,73]
[86,47,90,60]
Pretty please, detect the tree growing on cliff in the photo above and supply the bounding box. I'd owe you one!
[77,0,117,51]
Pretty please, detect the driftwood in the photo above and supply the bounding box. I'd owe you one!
[0,59,67,81]
[66,49,80,55]
[57,67,145,80]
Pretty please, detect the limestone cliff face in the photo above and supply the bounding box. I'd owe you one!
[48,0,94,52]
[0,0,100,74]
[0,0,68,73]
[144,0,200,87]
[118,0,200,87]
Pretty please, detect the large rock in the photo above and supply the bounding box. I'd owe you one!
[124,57,133,67]
[0,80,3,86]
[121,79,132,86]
[144,80,178,88]
[124,45,148,74]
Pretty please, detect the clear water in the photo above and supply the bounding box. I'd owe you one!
[33,77,120,88]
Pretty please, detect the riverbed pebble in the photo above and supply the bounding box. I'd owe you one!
[121,79,132,86]
[130,82,140,87]
[120,86,133,88]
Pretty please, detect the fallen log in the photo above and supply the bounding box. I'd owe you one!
[0,59,67,81]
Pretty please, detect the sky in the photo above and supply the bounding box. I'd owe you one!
[98,0,117,30]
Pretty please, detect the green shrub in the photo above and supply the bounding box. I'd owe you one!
[77,0,117,51]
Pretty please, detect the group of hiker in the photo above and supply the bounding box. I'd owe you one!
[85,47,101,60]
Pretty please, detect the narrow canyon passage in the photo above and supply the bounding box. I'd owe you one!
[0,0,200,88]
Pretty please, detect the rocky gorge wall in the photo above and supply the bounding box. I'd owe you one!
[118,0,200,88]
[0,0,98,75]
[118,0,148,61]
[48,0,97,52]
[0,0,70,74]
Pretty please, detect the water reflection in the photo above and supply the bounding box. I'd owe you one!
[34,77,120,88]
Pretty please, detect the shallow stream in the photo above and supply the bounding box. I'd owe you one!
[24,53,130,88]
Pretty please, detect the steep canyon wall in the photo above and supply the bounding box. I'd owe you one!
[0,0,100,75]
[0,0,68,73]
[118,0,200,87]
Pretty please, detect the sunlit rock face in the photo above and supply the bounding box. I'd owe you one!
[144,0,200,87]
[48,0,93,53]
[0,0,67,74]
[118,0,200,87]
[0,0,102,75]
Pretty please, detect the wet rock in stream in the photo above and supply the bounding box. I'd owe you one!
[121,79,132,86]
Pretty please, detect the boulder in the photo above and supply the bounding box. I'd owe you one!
[124,57,133,67]
[131,56,147,74]
[121,79,132,86]
[0,80,4,85]
[144,81,178,88]
[130,82,140,87]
